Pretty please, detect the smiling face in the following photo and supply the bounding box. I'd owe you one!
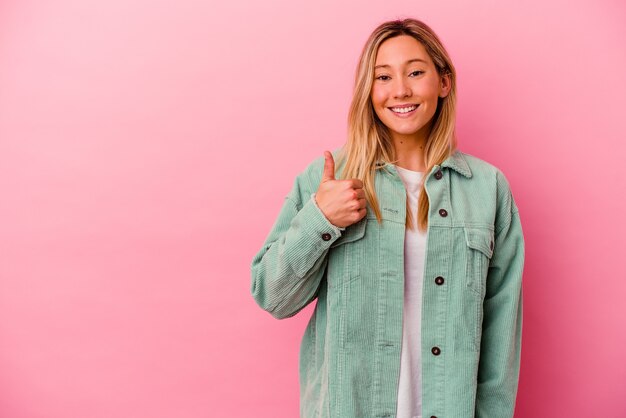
[371,35,451,144]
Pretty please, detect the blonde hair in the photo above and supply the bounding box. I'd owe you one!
[336,18,458,233]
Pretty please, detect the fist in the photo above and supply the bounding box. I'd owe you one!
[315,150,367,228]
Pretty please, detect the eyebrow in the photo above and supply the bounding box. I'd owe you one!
[374,58,428,70]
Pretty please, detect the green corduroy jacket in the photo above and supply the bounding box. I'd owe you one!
[251,149,525,418]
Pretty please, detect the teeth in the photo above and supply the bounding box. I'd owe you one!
[391,105,417,113]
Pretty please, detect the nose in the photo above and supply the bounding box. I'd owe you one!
[393,77,411,98]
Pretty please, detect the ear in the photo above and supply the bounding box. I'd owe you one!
[439,72,451,98]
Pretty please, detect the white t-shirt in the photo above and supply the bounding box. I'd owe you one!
[394,165,427,418]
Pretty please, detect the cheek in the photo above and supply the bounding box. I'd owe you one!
[418,77,441,99]
[370,86,386,108]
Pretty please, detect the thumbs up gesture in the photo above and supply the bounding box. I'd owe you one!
[315,150,367,228]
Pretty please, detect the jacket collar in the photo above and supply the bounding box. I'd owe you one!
[440,150,472,178]
[376,149,472,178]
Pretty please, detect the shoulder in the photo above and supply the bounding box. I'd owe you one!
[458,150,520,228]
[459,150,504,178]
[457,150,515,198]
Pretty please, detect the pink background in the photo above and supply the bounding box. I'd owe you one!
[1,0,625,417]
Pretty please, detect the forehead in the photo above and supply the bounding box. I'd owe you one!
[374,35,432,67]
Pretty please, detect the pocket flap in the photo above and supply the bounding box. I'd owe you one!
[330,217,367,248]
[464,227,494,258]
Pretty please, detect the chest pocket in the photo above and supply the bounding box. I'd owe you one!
[327,217,367,289]
[464,226,494,297]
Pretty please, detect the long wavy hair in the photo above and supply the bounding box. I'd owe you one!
[335,18,458,233]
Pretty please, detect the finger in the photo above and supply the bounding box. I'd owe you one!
[355,188,366,199]
[321,151,335,182]
[357,198,367,208]
[350,178,364,189]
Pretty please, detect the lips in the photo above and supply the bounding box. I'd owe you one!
[389,104,419,116]
[389,103,418,109]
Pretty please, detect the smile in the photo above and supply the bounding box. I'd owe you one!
[389,104,419,117]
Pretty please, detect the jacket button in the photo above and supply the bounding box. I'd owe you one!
[435,276,444,285]
[438,209,448,217]
[321,233,332,241]
[434,170,443,180]
[431,416,438,418]
[431,346,441,355]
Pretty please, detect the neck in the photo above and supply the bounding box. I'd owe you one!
[391,125,431,172]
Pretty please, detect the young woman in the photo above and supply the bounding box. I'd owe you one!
[251,18,524,418]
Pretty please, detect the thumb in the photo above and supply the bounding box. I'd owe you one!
[321,150,335,182]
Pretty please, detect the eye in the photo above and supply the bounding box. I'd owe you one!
[375,71,423,81]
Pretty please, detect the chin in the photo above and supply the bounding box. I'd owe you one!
[390,125,424,135]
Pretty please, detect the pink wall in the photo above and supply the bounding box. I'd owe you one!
[1,0,625,416]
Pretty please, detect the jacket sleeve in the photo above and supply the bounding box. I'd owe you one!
[475,177,525,418]
[250,175,343,320]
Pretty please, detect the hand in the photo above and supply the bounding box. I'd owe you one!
[315,150,367,228]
